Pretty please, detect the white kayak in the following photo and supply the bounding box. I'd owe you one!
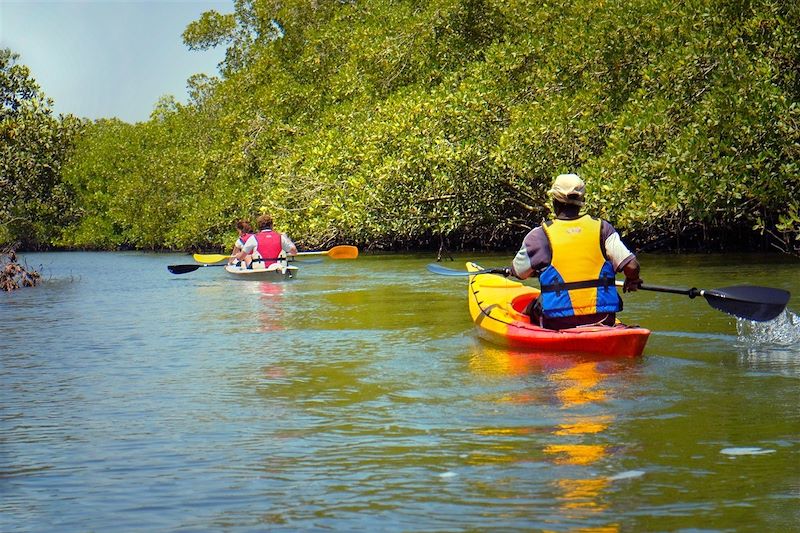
[224,262,298,280]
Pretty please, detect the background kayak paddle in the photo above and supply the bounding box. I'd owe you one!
[169,256,319,275]
[192,253,229,263]
[168,263,226,274]
[192,245,358,263]
[191,253,323,265]
[427,263,510,277]
[614,281,790,322]
[296,245,359,259]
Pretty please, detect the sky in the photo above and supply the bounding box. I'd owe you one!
[0,0,231,123]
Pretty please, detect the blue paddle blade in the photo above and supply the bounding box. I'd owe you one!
[426,263,509,277]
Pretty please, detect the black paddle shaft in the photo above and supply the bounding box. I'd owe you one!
[638,284,701,297]
[639,283,790,322]
[426,264,791,322]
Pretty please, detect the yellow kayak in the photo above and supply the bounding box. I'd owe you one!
[467,262,649,357]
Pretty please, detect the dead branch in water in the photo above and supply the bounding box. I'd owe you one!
[1,246,41,291]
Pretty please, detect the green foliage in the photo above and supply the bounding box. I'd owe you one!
[0,49,41,118]
[54,0,800,254]
[182,10,237,51]
[61,100,245,250]
[0,49,86,248]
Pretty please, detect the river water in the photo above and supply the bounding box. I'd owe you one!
[2,251,798,531]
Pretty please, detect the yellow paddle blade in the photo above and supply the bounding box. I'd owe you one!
[327,245,358,259]
[193,253,229,264]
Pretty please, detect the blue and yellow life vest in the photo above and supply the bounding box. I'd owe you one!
[538,216,622,318]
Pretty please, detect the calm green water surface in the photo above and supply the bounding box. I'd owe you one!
[2,251,799,531]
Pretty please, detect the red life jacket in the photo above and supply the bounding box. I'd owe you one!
[237,233,253,248]
[254,230,283,266]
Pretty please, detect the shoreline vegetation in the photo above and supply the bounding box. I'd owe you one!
[2,1,799,258]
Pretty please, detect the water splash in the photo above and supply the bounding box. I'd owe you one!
[736,310,800,346]
[735,310,800,376]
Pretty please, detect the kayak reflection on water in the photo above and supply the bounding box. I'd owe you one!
[257,282,286,332]
[468,346,642,527]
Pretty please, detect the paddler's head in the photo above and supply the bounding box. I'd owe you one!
[235,219,253,235]
[548,173,585,217]
[257,214,274,231]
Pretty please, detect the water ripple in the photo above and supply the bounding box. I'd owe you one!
[2,252,798,532]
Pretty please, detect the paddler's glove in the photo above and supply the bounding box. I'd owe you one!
[623,277,642,293]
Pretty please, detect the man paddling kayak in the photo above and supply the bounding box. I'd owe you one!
[236,214,298,269]
[509,173,643,330]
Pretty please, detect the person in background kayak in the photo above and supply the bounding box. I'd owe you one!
[509,173,643,330]
[237,213,298,269]
[227,219,254,265]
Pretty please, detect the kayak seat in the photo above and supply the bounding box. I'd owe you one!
[511,293,537,314]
